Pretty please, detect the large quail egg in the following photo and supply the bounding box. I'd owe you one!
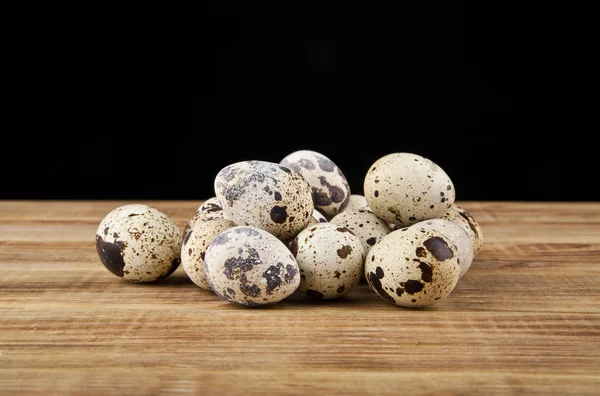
[415,218,474,279]
[365,223,460,307]
[204,226,301,307]
[280,150,351,219]
[441,204,484,256]
[95,204,182,282]
[290,223,364,300]
[214,160,314,243]
[181,218,237,290]
[363,152,455,227]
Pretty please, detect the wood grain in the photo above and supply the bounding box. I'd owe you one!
[1,200,599,395]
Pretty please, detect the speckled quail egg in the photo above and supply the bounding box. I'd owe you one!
[214,160,314,243]
[181,218,237,290]
[290,223,364,300]
[307,209,329,226]
[280,150,351,219]
[287,209,328,251]
[199,197,227,218]
[330,208,392,258]
[416,218,474,279]
[95,204,182,282]
[183,197,229,236]
[204,226,301,307]
[343,194,371,213]
[441,204,484,256]
[388,223,403,231]
[364,152,455,227]
[365,224,460,307]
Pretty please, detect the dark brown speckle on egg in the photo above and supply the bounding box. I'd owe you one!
[95,235,127,277]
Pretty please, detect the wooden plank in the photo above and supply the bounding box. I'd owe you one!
[1,201,599,395]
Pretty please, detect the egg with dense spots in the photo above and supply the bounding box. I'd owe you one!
[280,150,351,220]
[203,226,301,307]
[290,222,364,300]
[95,204,182,282]
[363,152,455,227]
[365,223,460,307]
[214,160,314,243]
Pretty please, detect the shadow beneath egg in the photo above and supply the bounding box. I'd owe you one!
[272,283,445,311]
[270,283,388,309]
[121,271,442,311]
[121,269,196,288]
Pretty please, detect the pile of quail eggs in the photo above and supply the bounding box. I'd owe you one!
[95,151,483,308]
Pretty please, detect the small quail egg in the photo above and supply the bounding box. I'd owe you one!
[280,150,351,219]
[287,209,328,251]
[330,208,391,258]
[441,204,484,256]
[204,226,301,307]
[416,218,474,279]
[290,223,364,300]
[343,194,371,212]
[95,204,182,282]
[307,209,329,226]
[364,152,455,227]
[183,197,228,236]
[214,160,314,243]
[181,218,237,290]
[365,223,460,307]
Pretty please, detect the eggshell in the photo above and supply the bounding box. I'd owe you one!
[363,152,455,227]
[95,204,182,282]
[280,150,351,219]
[416,218,474,279]
[290,223,364,300]
[329,208,392,258]
[181,218,237,290]
[214,160,314,242]
[183,197,228,236]
[441,204,484,256]
[306,209,329,226]
[204,226,301,307]
[365,224,460,307]
[343,194,371,213]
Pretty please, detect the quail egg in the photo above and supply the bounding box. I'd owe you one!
[365,223,460,307]
[183,197,228,236]
[280,150,351,219]
[441,204,484,256]
[415,218,474,279]
[343,194,371,213]
[330,208,392,258]
[181,217,237,290]
[290,223,364,300]
[204,226,301,307]
[364,152,455,227]
[95,204,182,282]
[214,160,314,243]
[307,209,329,226]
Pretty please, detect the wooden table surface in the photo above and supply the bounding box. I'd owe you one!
[1,200,599,395]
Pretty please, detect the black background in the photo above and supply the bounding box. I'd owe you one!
[18,2,598,201]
